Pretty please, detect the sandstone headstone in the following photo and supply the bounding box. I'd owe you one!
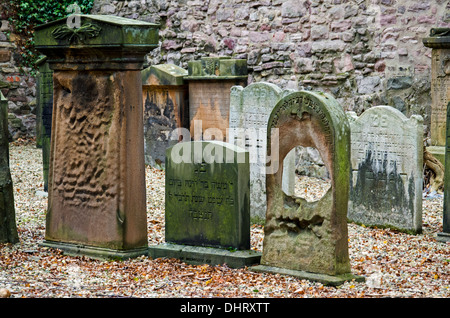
[0,91,19,244]
[35,57,53,192]
[149,140,261,268]
[34,14,159,260]
[439,101,450,243]
[185,57,247,141]
[346,106,423,234]
[423,28,450,165]
[251,91,363,286]
[141,64,189,168]
[228,82,297,222]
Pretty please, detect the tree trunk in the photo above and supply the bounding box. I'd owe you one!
[423,148,445,194]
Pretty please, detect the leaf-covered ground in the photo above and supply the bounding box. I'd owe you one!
[1,141,449,298]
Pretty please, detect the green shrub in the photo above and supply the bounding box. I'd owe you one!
[0,0,95,75]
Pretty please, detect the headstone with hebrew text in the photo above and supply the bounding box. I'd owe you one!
[423,28,450,165]
[149,140,261,268]
[229,82,296,222]
[346,106,423,234]
[252,90,363,286]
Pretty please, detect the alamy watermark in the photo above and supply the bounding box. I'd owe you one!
[66,2,82,29]
[168,120,280,175]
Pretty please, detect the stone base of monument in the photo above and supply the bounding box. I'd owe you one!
[40,240,149,261]
[427,145,445,166]
[249,265,365,287]
[436,232,450,243]
[148,243,261,269]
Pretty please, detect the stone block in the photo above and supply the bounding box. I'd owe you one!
[141,64,189,168]
[185,57,247,140]
[34,14,159,259]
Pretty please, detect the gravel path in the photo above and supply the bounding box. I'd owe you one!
[0,141,449,298]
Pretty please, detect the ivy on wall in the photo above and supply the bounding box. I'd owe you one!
[0,0,95,74]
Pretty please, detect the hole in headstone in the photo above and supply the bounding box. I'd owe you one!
[284,146,331,202]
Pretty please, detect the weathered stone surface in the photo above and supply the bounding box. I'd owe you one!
[0,91,19,244]
[141,64,189,168]
[185,57,247,140]
[228,82,296,222]
[347,106,423,234]
[164,141,250,250]
[260,90,356,278]
[35,57,53,191]
[439,101,450,243]
[34,15,159,259]
[423,29,450,148]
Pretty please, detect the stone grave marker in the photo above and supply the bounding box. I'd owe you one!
[228,82,297,223]
[440,101,450,243]
[148,140,261,268]
[35,56,53,192]
[423,28,450,165]
[0,91,19,243]
[141,64,189,168]
[346,106,423,234]
[34,14,159,260]
[185,56,247,141]
[251,90,364,286]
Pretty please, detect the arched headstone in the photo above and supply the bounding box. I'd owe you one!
[252,90,364,286]
[347,106,423,234]
[228,82,296,223]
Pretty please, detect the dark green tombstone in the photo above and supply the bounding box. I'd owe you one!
[34,15,159,260]
[35,56,53,191]
[148,140,261,268]
[439,101,450,243]
[0,91,19,244]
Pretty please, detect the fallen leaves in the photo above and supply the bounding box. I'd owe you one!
[1,142,449,298]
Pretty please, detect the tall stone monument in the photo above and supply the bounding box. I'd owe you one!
[35,56,53,192]
[141,64,189,168]
[347,106,423,234]
[440,101,450,243]
[34,15,159,259]
[423,28,450,165]
[149,141,261,268]
[0,91,19,244]
[228,82,297,223]
[251,91,364,286]
[185,57,247,141]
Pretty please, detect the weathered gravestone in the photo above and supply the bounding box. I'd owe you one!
[34,15,159,259]
[423,28,450,165]
[0,91,19,244]
[148,140,261,268]
[346,106,423,234]
[251,91,364,286]
[228,82,297,223]
[35,56,53,192]
[440,101,450,242]
[185,57,247,141]
[141,64,189,168]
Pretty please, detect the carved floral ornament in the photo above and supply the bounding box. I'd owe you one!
[51,23,102,44]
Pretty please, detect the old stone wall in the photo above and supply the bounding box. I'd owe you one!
[0,18,37,140]
[1,1,449,140]
[91,0,450,142]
